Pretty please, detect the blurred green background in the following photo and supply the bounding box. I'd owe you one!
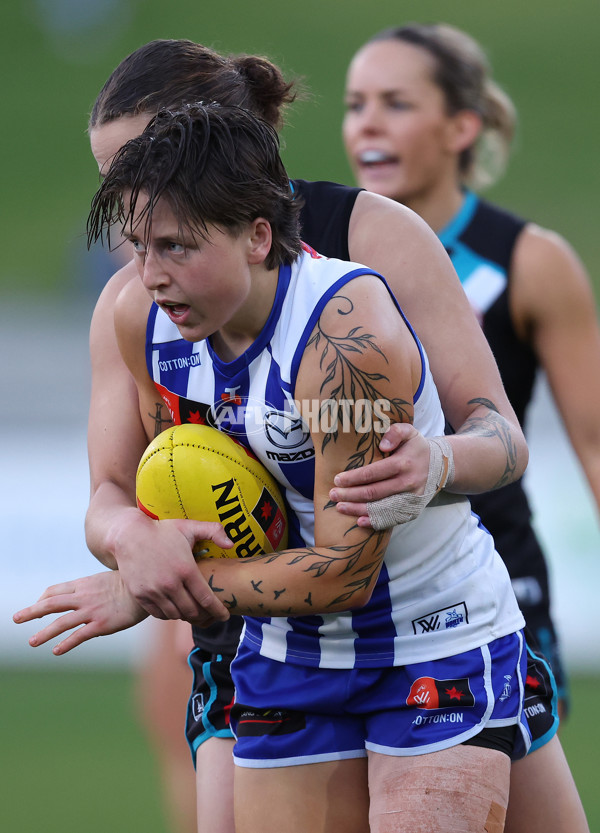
[3,668,599,831]
[2,0,598,831]
[1,0,599,299]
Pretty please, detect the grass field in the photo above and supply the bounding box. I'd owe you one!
[2,667,598,831]
[1,0,599,298]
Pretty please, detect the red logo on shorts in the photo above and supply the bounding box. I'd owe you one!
[407,677,475,709]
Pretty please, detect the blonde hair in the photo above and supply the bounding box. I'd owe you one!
[369,23,517,189]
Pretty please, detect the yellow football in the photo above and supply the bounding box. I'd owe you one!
[136,423,288,559]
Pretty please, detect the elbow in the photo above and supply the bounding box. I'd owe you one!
[327,583,376,613]
[512,430,529,482]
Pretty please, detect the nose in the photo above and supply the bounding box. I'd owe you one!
[140,247,170,292]
[355,101,386,135]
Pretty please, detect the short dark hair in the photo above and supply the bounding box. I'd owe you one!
[87,103,302,270]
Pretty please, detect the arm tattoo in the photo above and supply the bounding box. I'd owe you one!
[307,294,411,471]
[459,397,519,488]
[207,529,388,616]
[206,295,398,616]
[149,402,171,438]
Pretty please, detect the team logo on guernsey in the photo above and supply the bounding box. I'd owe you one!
[411,602,468,634]
[251,487,286,549]
[155,382,211,426]
[264,410,310,448]
[407,677,475,710]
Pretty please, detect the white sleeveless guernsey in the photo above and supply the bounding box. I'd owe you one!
[146,246,524,669]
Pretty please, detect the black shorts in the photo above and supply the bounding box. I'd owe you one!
[521,640,560,752]
[522,614,569,716]
[185,648,235,764]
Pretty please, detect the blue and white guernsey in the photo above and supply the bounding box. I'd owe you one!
[147,246,525,669]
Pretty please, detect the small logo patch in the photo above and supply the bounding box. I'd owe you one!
[192,693,206,721]
[412,602,468,634]
[407,676,475,710]
[230,705,306,737]
[252,487,286,549]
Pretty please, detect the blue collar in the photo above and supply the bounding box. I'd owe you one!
[438,191,479,248]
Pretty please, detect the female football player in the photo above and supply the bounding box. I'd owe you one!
[85,39,528,833]
[340,22,599,832]
[14,37,587,833]
[18,100,532,833]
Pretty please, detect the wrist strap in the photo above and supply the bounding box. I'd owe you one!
[366,436,455,530]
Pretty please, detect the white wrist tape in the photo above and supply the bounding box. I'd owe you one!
[366,437,455,530]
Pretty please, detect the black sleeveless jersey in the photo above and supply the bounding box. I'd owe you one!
[439,192,550,609]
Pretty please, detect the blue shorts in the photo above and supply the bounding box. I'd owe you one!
[230,630,531,768]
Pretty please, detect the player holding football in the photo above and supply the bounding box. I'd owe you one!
[17,100,535,832]
[14,39,589,833]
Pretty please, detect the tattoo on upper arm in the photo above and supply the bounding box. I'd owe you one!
[307,294,411,471]
[149,402,171,438]
[207,528,388,616]
[459,397,518,488]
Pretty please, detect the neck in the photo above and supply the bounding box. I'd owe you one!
[402,177,467,234]
[211,263,280,362]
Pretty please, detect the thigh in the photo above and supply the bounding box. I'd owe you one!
[368,745,510,833]
[196,737,236,833]
[234,757,369,833]
[506,735,589,833]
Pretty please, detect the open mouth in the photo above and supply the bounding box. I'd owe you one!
[159,300,190,321]
[358,149,399,168]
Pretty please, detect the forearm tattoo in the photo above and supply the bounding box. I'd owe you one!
[459,397,519,488]
[207,529,388,616]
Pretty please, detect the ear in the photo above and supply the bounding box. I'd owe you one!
[446,109,483,154]
[246,218,273,265]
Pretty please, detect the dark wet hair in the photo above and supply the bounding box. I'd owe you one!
[367,23,516,187]
[89,39,298,132]
[87,103,302,270]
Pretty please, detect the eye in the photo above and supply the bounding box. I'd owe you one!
[167,242,185,254]
[388,99,412,111]
[344,98,364,114]
[130,238,146,254]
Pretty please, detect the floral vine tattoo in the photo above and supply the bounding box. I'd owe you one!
[459,397,519,488]
[207,528,388,616]
[306,294,411,471]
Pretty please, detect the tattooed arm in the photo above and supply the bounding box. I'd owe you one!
[194,275,418,616]
[327,193,528,517]
[84,271,230,623]
[13,274,425,646]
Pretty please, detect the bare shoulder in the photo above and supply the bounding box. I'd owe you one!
[318,271,415,351]
[114,271,152,377]
[298,272,420,408]
[511,223,595,333]
[90,261,137,338]
[348,191,448,267]
[514,223,588,276]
